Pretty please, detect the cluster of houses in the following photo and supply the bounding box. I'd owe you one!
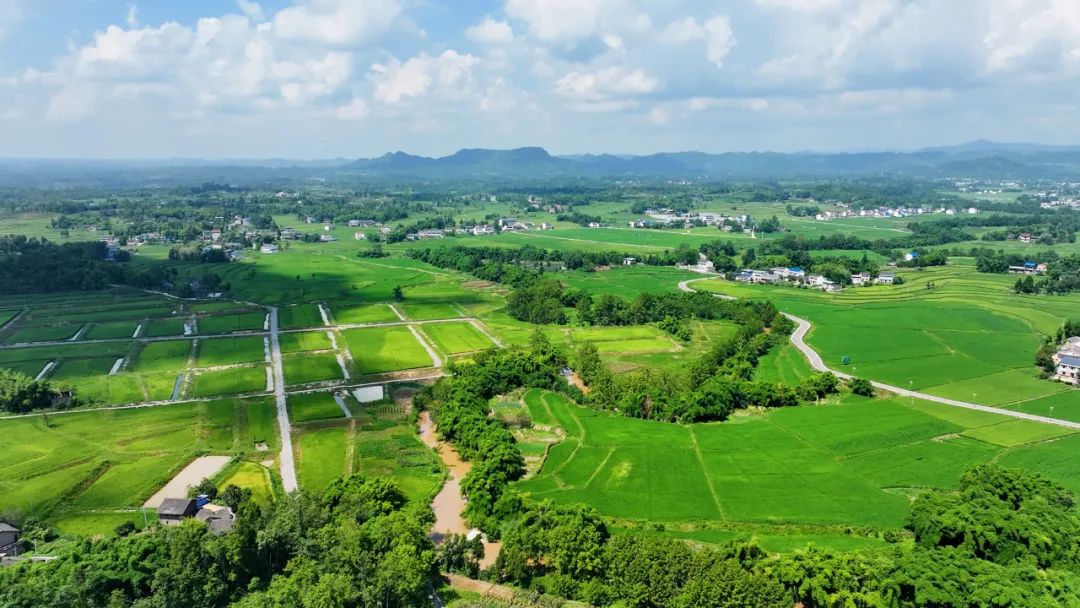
[734,267,895,292]
[157,495,236,534]
[397,217,556,241]
[632,210,752,232]
[1007,261,1049,275]
[1053,337,1080,385]
[812,206,978,221]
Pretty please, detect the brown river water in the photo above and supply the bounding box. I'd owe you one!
[418,411,501,568]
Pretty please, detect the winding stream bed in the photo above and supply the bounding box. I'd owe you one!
[418,411,501,568]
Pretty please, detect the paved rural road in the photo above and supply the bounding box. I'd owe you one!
[269,307,299,492]
[679,277,1080,430]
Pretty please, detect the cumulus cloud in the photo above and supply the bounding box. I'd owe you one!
[370,50,478,104]
[273,0,401,45]
[505,0,648,44]
[556,66,659,102]
[332,96,369,120]
[660,15,735,67]
[236,0,266,22]
[466,17,514,44]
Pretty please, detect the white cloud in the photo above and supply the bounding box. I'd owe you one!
[660,17,704,44]
[505,0,646,44]
[703,16,735,67]
[236,0,266,22]
[466,17,514,44]
[371,50,478,104]
[833,87,952,113]
[659,15,735,67]
[983,0,1080,74]
[46,86,97,122]
[273,0,401,45]
[332,96,368,120]
[754,0,844,12]
[125,4,139,28]
[556,66,659,101]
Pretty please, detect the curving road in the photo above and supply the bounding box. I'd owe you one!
[679,277,1080,430]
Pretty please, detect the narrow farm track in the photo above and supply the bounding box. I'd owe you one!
[678,277,1080,431]
[269,307,299,492]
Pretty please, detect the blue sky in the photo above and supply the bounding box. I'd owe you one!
[1,0,1079,158]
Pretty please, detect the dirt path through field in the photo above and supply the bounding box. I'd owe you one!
[418,411,501,568]
[143,455,232,508]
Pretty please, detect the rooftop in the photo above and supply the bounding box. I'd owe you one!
[1060,356,1080,367]
[158,497,195,516]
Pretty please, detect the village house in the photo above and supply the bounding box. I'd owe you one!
[472,225,496,236]
[851,272,871,286]
[195,504,236,535]
[904,251,919,262]
[623,257,637,266]
[1008,262,1047,275]
[0,523,19,552]
[539,222,554,230]
[1018,233,1033,243]
[1057,356,1080,385]
[260,243,278,253]
[877,272,895,285]
[157,498,197,526]
[354,231,366,240]
[588,222,603,228]
[499,217,519,230]
[279,227,297,239]
[318,234,337,242]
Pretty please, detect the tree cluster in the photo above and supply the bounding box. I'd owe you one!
[0,474,435,608]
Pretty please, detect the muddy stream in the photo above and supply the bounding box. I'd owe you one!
[418,411,501,569]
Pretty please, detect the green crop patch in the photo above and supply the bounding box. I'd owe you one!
[296,426,348,493]
[144,317,187,337]
[0,403,215,520]
[279,330,333,353]
[398,302,461,321]
[282,352,343,385]
[279,304,324,329]
[421,321,495,354]
[189,365,267,398]
[961,419,1077,447]
[132,340,191,373]
[289,392,346,423]
[198,311,267,335]
[244,397,278,449]
[3,324,79,344]
[86,321,140,340]
[343,326,434,374]
[331,303,400,324]
[514,391,1023,529]
[218,462,273,506]
[197,336,267,367]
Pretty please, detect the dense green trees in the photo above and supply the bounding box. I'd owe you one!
[0,474,434,608]
[0,369,56,413]
[417,333,574,531]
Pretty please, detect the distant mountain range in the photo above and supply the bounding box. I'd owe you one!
[5,141,1080,185]
[342,141,1080,180]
